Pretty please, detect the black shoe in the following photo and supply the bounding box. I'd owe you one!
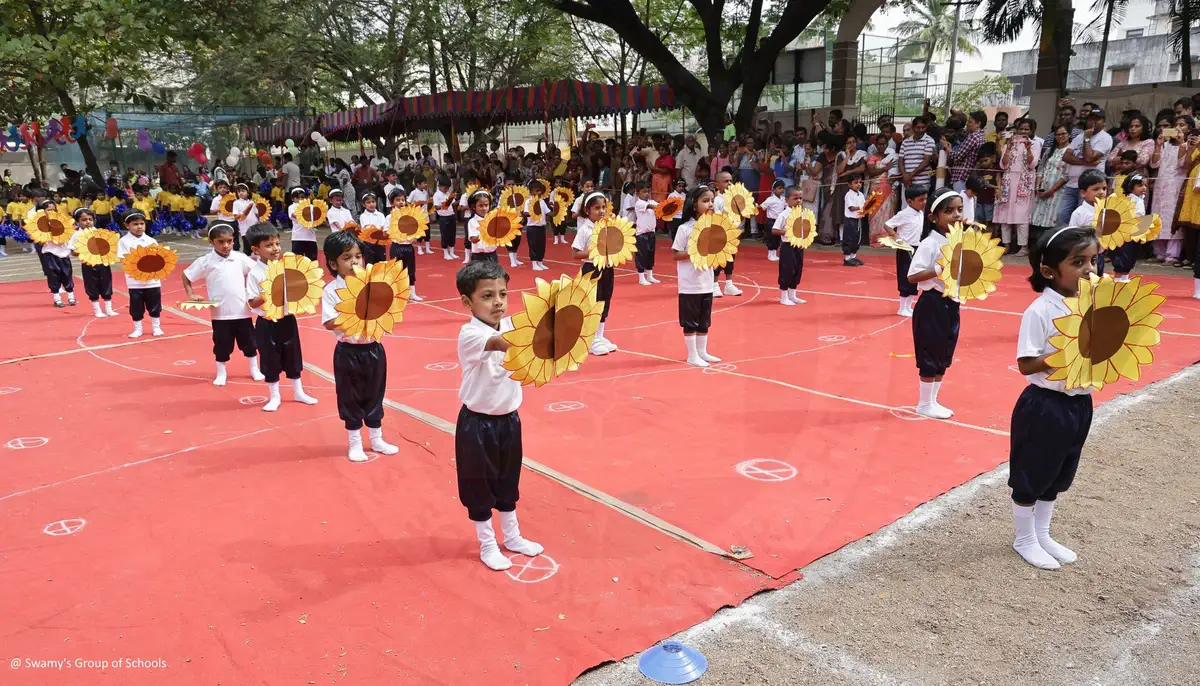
[843,259,855,266]
[852,258,865,266]
[54,301,66,308]
[67,298,77,306]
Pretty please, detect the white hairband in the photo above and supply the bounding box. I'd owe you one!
[581,190,607,207]
[928,189,962,213]
[1045,225,1079,247]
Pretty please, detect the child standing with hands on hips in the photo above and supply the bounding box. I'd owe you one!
[454,260,544,570]
[672,186,723,366]
[906,187,963,419]
[321,231,400,462]
[1008,226,1099,570]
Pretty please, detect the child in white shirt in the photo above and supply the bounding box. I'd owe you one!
[432,176,458,261]
[70,208,118,317]
[357,192,389,265]
[326,189,354,234]
[771,184,806,306]
[454,259,544,570]
[884,186,929,317]
[760,179,787,262]
[406,176,432,254]
[465,189,499,264]
[523,180,551,271]
[285,187,320,260]
[632,182,660,285]
[231,183,259,256]
[321,231,398,461]
[1069,169,1108,276]
[672,186,722,366]
[115,211,165,338]
[182,222,263,386]
[572,191,618,355]
[842,175,866,266]
[666,178,687,241]
[31,199,76,307]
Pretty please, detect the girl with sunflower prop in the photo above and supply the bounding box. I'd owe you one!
[357,192,390,265]
[497,175,526,268]
[388,189,428,302]
[1007,226,1107,570]
[70,208,119,317]
[468,189,521,264]
[453,259,545,571]
[116,211,173,338]
[671,186,726,367]
[572,190,621,355]
[26,200,77,308]
[772,186,811,307]
[286,188,322,261]
[906,187,965,419]
[320,231,404,463]
[550,182,575,244]
[1106,174,1160,283]
[523,180,552,271]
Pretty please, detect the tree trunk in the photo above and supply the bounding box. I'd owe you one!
[695,105,725,146]
[1183,3,1194,87]
[1097,0,1115,85]
[53,88,101,181]
[25,145,42,186]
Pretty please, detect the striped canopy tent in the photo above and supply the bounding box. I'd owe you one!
[242,80,678,145]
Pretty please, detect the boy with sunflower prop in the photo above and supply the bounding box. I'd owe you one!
[26,200,77,308]
[117,211,176,339]
[454,260,547,571]
[70,208,119,317]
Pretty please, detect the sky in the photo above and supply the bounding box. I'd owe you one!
[866,0,1121,73]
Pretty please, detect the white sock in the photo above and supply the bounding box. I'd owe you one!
[151,317,163,335]
[443,248,450,259]
[789,288,805,304]
[104,300,117,315]
[410,285,423,301]
[213,361,228,387]
[1012,503,1061,570]
[509,253,518,267]
[92,301,104,317]
[292,378,318,404]
[639,272,649,285]
[475,520,512,570]
[128,321,143,339]
[932,381,953,415]
[647,270,659,282]
[917,381,934,409]
[685,335,706,366]
[499,510,543,556]
[249,356,265,381]
[53,293,62,304]
[347,429,368,462]
[596,322,606,341]
[780,290,794,306]
[262,382,281,412]
[367,426,398,455]
[1194,278,1200,299]
[697,334,721,363]
[1034,500,1076,563]
[67,292,76,304]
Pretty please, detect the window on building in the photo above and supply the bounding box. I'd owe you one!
[1169,61,1200,79]
[1125,28,1144,38]
[1110,68,1131,86]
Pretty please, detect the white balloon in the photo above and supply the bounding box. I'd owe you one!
[318,142,329,151]
[230,146,241,156]
[311,131,322,142]
[226,154,238,167]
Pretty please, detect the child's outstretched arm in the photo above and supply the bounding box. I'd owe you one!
[484,334,510,353]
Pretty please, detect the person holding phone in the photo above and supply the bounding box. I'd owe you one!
[1170,117,1200,270]
[1057,108,1113,226]
[1150,116,1191,266]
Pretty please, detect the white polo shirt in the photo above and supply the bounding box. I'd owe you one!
[244,259,271,318]
[407,188,429,208]
[457,316,522,415]
[572,218,595,264]
[116,232,162,290]
[634,199,658,234]
[908,230,948,293]
[321,276,374,343]
[467,215,497,254]
[433,190,456,217]
[523,198,550,227]
[232,198,258,236]
[210,194,236,223]
[1069,200,1096,229]
[886,205,924,246]
[327,205,354,231]
[761,193,786,220]
[183,249,255,320]
[844,189,866,220]
[358,209,388,236]
[287,202,317,242]
[671,218,715,294]
[1017,287,1090,396]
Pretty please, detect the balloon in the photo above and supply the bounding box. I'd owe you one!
[105,117,118,140]
[226,154,238,167]
[152,142,166,154]
[230,146,241,156]
[137,129,152,152]
[310,131,321,142]
[284,138,295,148]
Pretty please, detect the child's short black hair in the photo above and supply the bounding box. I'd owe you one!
[415,175,428,185]
[965,175,984,193]
[978,142,998,159]
[182,185,196,196]
[1121,173,1146,195]
[208,222,236,240]
[1028,226,1099,292]
[456,260,510,297]
[1079,169,1107,190]
[681,184,714,221]
[246,222,279,248]
[633,181,649,191]
[1120,149,1139,162]
[847,174,864,183]
[529,180,545,194]
[323,229,364,274]
[904,186,929,202]
[437,175,451,187]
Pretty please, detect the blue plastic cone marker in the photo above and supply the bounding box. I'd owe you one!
[637,641,708,685]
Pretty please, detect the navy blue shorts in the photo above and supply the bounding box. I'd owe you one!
[1008,385,1093,503]
[911,289,959,377]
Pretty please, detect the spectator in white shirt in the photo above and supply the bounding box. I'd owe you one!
[1058,109,1114,225]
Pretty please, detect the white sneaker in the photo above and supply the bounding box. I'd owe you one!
[639,274,651,286]
[780,293,795,306]
[915,403,953,419]
[647,273,661,284]
[724,281,743,296]
[589,340,610,356]
[900,307,914,318]
[599,337,618,352]
[767,251,779,262]
[410,294,425,302]
[712,283,723,298]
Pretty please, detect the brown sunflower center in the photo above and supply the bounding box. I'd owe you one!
[532,307,556,360]
[87,237,111,256]
[950,245,984,287]
[395,215,420,235]
[661,199,681,216]
[256,201,269,216]
[600,226,624,255]
[1099,209,1122,236]
[1079,305,1130,363]
[302,206,319,223]
[356,282,395,320]
[554,304,585,360]
[39,216,66,236]
[137,254,166,273]
[487,216,511,239]
[271,268,311,306]
[731,195,746,214]
[699,225,727,255]
[792,217,810,240]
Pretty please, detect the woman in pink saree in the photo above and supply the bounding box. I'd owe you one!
[993,119,1041,256]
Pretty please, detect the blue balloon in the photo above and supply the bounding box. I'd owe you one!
[152,142,166,154]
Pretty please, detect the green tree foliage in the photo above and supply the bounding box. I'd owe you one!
[893,0,981,74]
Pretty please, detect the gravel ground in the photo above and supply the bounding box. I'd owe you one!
[578,365,1200,686]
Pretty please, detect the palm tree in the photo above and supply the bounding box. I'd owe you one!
[893,0,982,74]
[977,0,1074,95]
[1169,0,1200,86]
[1082,0,1130,86]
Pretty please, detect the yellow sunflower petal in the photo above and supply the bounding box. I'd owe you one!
[1124,325,1160,347]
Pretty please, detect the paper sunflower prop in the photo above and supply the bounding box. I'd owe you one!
[219,194,237,216]
[550,188,574,225]
[359,222,391,245]
[295,198,329,229]
[1092,195,1140,251]
[655,196,684,221]
[329,260,411,342]
[121,244,179,282]
[339,220,361,238]
[688,212,741,269]
[252,195,271,221]
[877,235,914,253]
[463,182,482,203]
[500,185,531,212]
[477,207,524,247]
[1046,275,1165,391]
[1130,214,1162,244]
[528,195,546,223]
[602,197,615,219]
[74,228,120,266]
[722,182,757,218]
[936,223,1005,301]
[502,272,605,386]
[781,206,817,249]
[861,189,885,216]
[25,210,76,245]
[389,206,430,242]
[589,216,637,269]
[258,253,324,320]
[536,178,552,195]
